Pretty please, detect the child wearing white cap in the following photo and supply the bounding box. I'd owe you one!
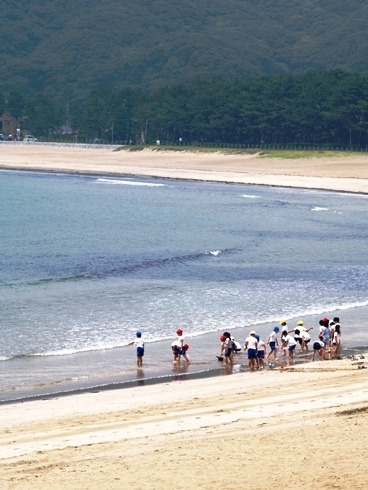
[244,331,258,370]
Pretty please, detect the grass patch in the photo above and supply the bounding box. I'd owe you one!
[336,406,368,416]
[258,149,361,159]
[114,145,259,154]
[114,145,364,159]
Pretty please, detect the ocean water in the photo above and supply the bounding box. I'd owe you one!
[1,169,368,401]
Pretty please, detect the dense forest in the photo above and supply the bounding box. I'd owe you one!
[1,1,368,101]
[2,70,368,147]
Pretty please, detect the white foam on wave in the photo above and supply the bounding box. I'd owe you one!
[242,194,261,199]
[29,345,116,358]
[311,207,329,211]
[209,250,221,256]
[302,189,368,199]
[27,335,163,358]
[95,178,165,187]
[250,299,368,327]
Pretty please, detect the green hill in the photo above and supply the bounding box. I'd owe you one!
[1,0,368,100]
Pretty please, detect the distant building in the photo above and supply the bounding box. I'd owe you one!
[0,112,28,137]
[60,124,73,134]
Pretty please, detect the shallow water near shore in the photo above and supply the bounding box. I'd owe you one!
[1,169,368,402]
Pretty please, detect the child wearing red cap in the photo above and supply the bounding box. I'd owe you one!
[173,329,190,364]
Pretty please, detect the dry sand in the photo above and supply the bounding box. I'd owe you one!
[1,144,368,193]
[0,358,367,489]
[1,144,368,489]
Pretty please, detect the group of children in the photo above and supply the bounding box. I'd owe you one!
[128,316,342,369]
[219,316,342,370]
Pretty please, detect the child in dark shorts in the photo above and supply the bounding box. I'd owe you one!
[128,331,145,368]
[312,340,326,361]
[221,331,234,365]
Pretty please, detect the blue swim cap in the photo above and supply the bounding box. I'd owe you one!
[274,326,280,333]
[255,335,260,341]
[136,331,142,337]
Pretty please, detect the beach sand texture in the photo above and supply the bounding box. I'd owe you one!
[1,144,368,193]
[1,145,368,489]
[1,359,368,489]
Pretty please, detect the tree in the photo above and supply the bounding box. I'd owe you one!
[24,93,63,137]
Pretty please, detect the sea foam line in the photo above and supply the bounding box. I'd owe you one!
[95,178,165,187]
[242,194,261,199]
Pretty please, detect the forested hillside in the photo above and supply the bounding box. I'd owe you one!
[1,0,368,101]
[3,71,368,147]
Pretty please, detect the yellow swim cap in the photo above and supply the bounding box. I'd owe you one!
[297,320,304,326]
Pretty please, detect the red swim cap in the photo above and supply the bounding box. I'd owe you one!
[176,329,183,335]
[184,344,189,350]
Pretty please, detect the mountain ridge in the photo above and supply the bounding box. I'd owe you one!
[1,1,368,101]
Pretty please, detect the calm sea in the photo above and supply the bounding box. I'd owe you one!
[1,169,368,401]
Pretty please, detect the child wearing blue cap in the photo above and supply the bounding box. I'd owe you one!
[266,326,279,363]
[255,334,266,370]
[128,331,145,368]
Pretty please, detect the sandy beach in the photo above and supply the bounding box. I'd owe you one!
[1,143,368,193]
[1,144,368,489]
[1,357,368,489]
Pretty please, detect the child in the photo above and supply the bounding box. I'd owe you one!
[279,320,288,356]
[331,323,341,359]
[255,334,266,370]
[221,331,234,365]
[128,331,145,368]
[244,330,258,370]
[217,334,226,361]
[173,329,190,364]
[282,333,297,359]
[312,340,326,361]
[319,320,330,347]
[279,319,288,336]
[231,336,242,354]
[171,340,181,363]
[266,326,279,363]
[295,320,305,349]
[301,329,312,351]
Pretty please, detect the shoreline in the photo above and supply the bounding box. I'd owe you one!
[2,164,368,197]
[1,145,368,194]
[1,342,366,406]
